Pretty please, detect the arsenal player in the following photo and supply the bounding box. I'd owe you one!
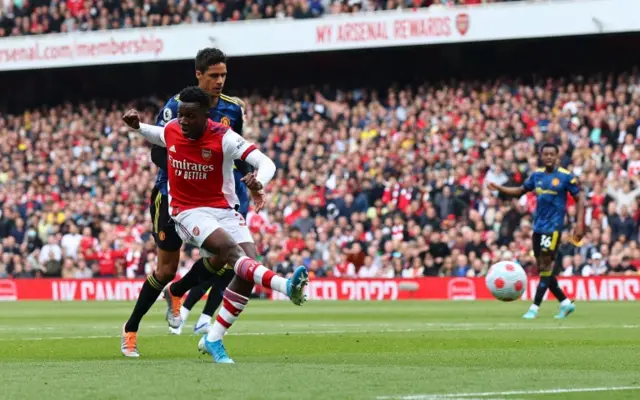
[122,49,247,355]
[122,86,309,363]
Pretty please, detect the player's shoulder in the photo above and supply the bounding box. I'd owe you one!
[557,167,572,176]
[219,94,243,113]
[163,94,180,109]
[529,168,544,177]
[557,167,578,182]
[207,119,232,135]
[219,93,240,106]
[158,94,180,124]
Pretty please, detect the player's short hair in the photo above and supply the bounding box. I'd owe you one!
[195,48,227,72]
[539,142,559,154]
[178,86,210,111]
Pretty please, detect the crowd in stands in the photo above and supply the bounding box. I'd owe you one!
[1,0,525,37]
[2,69,640,280]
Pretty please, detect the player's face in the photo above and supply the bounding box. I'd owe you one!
[178,102,208,139]
[196,63,227,97]
[541,147,558,169]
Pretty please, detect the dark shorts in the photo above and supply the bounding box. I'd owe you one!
[532,231,560,258]
[149,186,182,252]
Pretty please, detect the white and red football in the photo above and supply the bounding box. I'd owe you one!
[485,261,527,302]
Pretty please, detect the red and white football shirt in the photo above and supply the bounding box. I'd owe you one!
[160,119,256,215]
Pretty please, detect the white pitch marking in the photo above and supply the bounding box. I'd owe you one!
[0,323,636,341]
[376,386,640,400]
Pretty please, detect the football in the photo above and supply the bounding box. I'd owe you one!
[485,261,527,301]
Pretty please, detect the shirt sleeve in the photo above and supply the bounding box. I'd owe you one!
[137,123,166,147]
[567,174,581,196]
[523,173,536,192]
[222,128,256,160]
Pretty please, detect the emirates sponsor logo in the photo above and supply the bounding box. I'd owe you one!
[168,154,214,180]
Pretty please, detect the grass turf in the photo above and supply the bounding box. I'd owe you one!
[0,301,639,400]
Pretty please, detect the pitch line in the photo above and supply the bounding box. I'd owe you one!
[376,385,640,399]
[0,323,637,341]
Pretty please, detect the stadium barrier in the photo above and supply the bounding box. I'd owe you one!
[1,277,639,301]
[0,0,637,71]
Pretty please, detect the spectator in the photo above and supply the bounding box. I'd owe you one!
[39,235,63,277]
[4,67,640,281]
[333,253,356,278]
[74,259,93,279]
[61,222,83,259]
[581,252,608,276]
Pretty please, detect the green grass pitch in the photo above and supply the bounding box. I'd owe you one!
[1,301,639,400]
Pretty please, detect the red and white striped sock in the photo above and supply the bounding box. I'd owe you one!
[207,289,249,342]
[234,257,288,294]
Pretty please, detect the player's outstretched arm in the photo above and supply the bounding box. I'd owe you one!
[122,109,166,147]
[487,182,526,198]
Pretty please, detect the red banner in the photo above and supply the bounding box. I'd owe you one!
[2,277,639,302]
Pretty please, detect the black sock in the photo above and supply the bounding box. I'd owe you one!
[125,272,170,332]
[182,280,210,310]
[533,275,552,307]
[548,276,567,302]
[202,286,224,317]
[170,258,216,298]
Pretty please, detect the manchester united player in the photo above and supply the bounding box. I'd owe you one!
[122,86,308,363]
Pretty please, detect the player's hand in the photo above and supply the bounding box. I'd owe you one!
[122,109,141,130]
[250,189,266,212]
[241,172,263,191]
[487,182,498,191]
[573,224,585,243]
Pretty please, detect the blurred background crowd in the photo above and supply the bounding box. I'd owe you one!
[1,0,535,37]
[2,66,640,280]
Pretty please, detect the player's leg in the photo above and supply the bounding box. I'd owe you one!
[192,270,234,337]
[163,255,221,333]
[203,242,255,351]
[195,283,223,333]
[213,209,308,304]
[122,188,182,356]
[168,279,211,335]
[524,232,573,319]
[190,175,250,334]
[198,210,308,363]
[167,279,207,335]
[550,243,575,319]
[524,232,549,319]
[192,173,250,334]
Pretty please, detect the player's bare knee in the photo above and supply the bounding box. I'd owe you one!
[239,242,257,259]
[223,244,246,266]
[156,250,180,281]
[156,261,177,282]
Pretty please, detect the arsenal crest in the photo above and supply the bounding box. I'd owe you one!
[201,148,212,160]
[455,13,469,36]
[221,116,231,126]
[192,226,200,236]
